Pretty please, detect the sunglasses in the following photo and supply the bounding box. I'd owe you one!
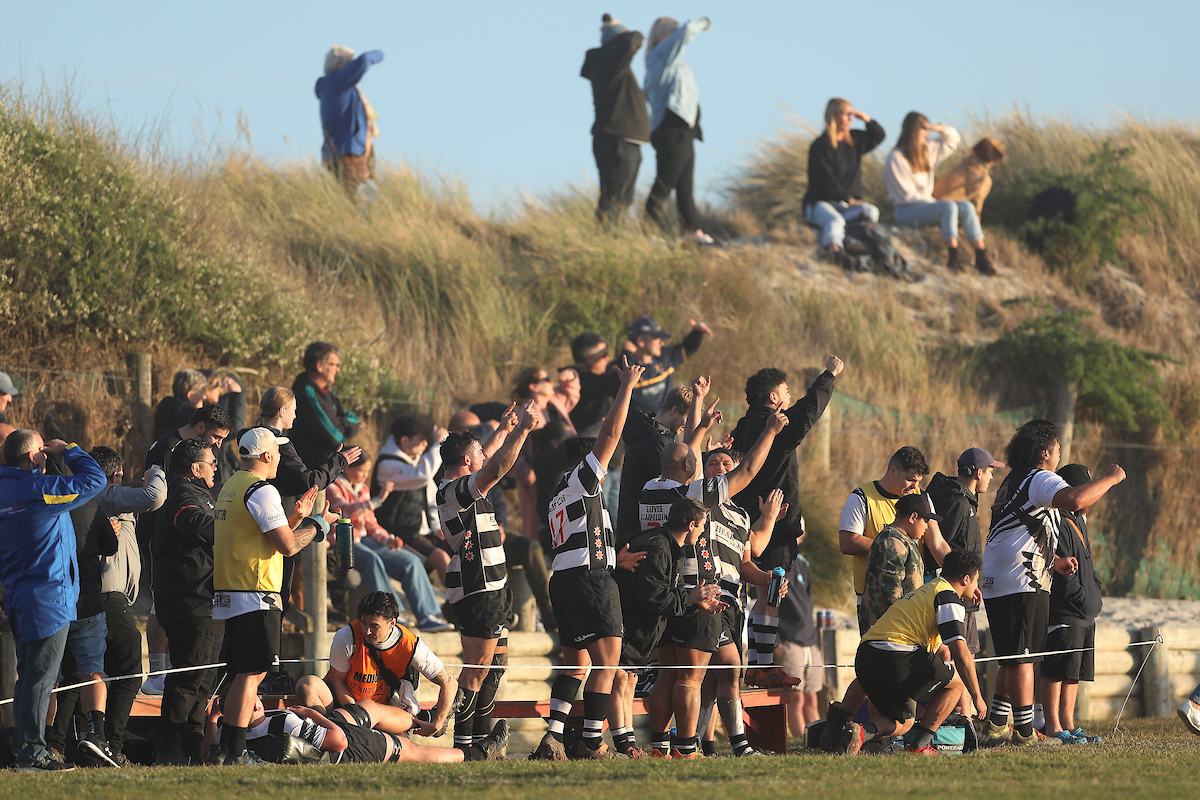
[534,375,553,383]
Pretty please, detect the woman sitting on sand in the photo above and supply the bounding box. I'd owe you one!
[883,112,994,275]
[802,97,886,265]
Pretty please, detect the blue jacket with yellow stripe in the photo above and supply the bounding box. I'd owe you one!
[0,444,106,640]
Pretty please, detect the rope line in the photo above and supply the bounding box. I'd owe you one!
[0,638,1177,706]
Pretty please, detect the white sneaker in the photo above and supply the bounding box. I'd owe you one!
[1178,699,1200,736]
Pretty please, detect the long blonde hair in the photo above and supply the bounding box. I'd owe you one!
[896,111,932,174]
[256,386,296,426]
[824,98,852,148]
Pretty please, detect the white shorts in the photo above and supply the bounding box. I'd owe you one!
[776,641,824,692]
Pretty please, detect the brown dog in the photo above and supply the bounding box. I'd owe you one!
[932,137,1005,217]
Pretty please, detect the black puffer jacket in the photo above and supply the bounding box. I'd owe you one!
[153,476,217,626]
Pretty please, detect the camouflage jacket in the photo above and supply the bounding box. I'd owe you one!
[857,524,925,634]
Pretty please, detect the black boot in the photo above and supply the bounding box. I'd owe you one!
[974,247,996,275]
[947,245,963,272]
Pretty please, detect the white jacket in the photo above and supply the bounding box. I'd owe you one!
[884,125,961,205]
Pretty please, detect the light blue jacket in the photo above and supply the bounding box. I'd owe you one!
[0,445,106,640]
[643,18,708,132]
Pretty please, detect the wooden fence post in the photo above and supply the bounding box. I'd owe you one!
[1140,625,1172,718]
[302,536,330,676]
[1049,376,1079,464]
[126,351,154,462]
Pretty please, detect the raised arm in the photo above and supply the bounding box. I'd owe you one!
[476,401,541,497]
[724,409,788,496]
[1052,464,1125,511]
[99,465,167,515]
[748,489,787,558]
[593,357,645,470]
[683,376,721,454]
[480,406,517,461]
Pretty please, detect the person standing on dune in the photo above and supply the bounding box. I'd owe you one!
[317,45,384,196]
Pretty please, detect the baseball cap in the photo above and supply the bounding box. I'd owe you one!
[629,315,671,340]
[238,427,289,458]
[0,372,19,397]
[895,492,943,522]
[957,447,1004,471]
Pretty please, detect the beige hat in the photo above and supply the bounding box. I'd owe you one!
[239,427,289,458]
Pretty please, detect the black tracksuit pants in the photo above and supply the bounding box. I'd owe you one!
[160,616,224,754]
[646,111,701,233]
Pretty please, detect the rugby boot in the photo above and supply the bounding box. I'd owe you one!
[1013,729,1061,747]
[528,732,568,761]
[979,720,1013,749]
[743,667,800,689]
[479,720,510,761]
[223,749,269,766]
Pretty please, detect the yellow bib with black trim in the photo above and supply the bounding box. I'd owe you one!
[214,470,284,593]
[852,482,900,595]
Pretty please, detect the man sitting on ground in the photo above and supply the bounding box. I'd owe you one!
[848,549,987,755]
[296,591,461,737]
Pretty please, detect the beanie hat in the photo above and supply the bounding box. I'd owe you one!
[600,13,629,45]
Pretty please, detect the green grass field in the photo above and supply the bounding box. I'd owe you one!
[3,719,1195,800]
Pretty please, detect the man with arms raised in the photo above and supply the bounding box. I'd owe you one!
[213,428,337,765]
[437,401,540,751]
[730,358,842,687]
[529,358,644,760]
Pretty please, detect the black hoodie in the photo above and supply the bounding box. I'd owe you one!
[581,31,651,142]
[925,471,982,611]
[616,410,676,546]
[1050,510,1102,626]
[729,370,835,566]
[615,528,694,660]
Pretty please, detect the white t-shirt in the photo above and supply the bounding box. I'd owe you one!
[213,482,291,620]
[838,492,868,535]
[982,469,1069,598]
[328,623,445,714]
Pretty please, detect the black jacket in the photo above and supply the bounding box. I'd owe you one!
[616,529,693,648]
[1050,510,1103,626]
[153,476,217,626]
[240,424,348,516]
[581,31,651,142]
[730,370,836,545]
[925,472,982,558]
[69,497,118,619]
[290,373,360,470]
[152,397,193,442]
[801,120,886,208]
[616,410,676,546]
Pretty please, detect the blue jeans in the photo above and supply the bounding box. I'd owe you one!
[893,199,984,243]
[63,611,108,676]
[804,201,880,247]
[359,538,441,620]
[13,624,70,766]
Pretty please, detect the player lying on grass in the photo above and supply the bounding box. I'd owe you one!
[203,693,508,764]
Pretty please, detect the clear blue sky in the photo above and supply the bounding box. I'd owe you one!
[4,1,1197,210]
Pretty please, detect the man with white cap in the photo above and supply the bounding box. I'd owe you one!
[316,45,384,195]
[212,427,338,765]
[0,371,19,424]
[924,446,1004,657]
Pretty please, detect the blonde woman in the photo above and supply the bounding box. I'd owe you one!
[884,112,993,274]
[802,98,886,261]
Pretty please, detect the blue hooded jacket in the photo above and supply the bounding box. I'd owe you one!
[315,50,384,161]
[0,444,106,640]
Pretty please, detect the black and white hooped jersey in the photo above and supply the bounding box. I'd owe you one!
[214,709,325,750]
[638,476,687,530]
[547,453,616,572]
[678,476,749,599]
[982,468,1068,598]
[436,473,506,603]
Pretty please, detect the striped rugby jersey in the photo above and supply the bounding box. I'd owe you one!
[684,475,751,603]
[547,453,616,572]
[982,468,1068,598]
[436,473,506,603]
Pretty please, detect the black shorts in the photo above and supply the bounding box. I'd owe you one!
[984,591,1049,664]
[716,603,744,653]
[620,619,666,668]
[223,610,282,675]
[855,644,956,722]
[1041,623,1095,682]
[331,718,390,764]
[668,606,722,653]
[550,569,623,648]
[451,585,514,640]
